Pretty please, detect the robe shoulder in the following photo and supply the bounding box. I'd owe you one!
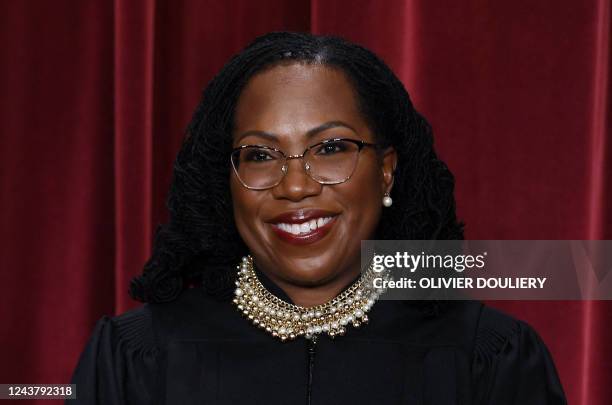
[472,305,567,404]
[68,304,161,405]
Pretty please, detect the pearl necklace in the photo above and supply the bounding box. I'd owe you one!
[232,255,390,341]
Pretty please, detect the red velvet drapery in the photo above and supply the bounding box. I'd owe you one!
[1,1,610,404]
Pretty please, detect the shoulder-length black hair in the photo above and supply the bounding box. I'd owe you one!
[129,31,464,304]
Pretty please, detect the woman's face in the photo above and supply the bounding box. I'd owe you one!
[230,63,396,296]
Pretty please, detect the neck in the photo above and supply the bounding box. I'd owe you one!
[259,263,362,307]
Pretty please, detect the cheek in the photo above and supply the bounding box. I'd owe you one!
[339,164,384,238]
[350,193,382,238]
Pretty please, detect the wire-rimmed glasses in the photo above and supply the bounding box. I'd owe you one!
[230,138,379,190]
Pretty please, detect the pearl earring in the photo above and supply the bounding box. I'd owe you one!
[382,192,393,207]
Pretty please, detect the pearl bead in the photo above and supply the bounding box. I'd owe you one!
[382,195,393,207]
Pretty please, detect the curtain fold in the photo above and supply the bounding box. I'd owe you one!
[581,3,611,403]
[0,1,609,404]
[113,0,156,312]
[588,0,610,240]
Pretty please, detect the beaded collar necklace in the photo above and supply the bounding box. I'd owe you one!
[232,255,390,341]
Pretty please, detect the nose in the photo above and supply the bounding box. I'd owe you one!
[271,157,322,201]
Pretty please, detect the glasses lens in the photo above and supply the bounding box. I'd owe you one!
[305,140,360,183]
[231,146,284,189]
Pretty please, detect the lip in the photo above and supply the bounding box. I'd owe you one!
[266,209,340,246]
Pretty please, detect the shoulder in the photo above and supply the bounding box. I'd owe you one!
[71,289,211,380]
[474,304,521,359]
[472,304,567,404]
[89,287,208,351]
[473,304,550,368]
[94,303,160,357]
[70,305,165,403]
[473,304,553,363]
[109,286,240,346]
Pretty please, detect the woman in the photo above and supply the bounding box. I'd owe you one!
[69,32,567,404]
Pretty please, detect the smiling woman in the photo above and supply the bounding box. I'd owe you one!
[68,32,567,405]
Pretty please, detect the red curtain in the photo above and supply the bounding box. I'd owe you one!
[1,1,610,404]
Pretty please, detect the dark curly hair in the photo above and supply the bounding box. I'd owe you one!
[129,31,464,304]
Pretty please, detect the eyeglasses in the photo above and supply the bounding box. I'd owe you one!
[231,138,379,190]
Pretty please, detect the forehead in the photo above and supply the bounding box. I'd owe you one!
[233,63,370,143]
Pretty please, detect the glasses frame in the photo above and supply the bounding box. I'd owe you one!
[231,137,380,190]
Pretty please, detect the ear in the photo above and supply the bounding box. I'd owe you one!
[380,146,397,194]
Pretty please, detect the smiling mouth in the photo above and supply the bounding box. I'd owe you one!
[268,214,339,245]
[272,216,335,235]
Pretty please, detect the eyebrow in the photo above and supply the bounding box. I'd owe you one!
[234,121,357,144]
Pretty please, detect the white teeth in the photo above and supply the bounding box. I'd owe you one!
[274,216,334,235]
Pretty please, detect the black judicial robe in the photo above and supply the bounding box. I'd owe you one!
[68,271,567,405]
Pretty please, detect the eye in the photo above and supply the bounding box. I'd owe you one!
[314,140,349,155]
[243,148,276,162]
